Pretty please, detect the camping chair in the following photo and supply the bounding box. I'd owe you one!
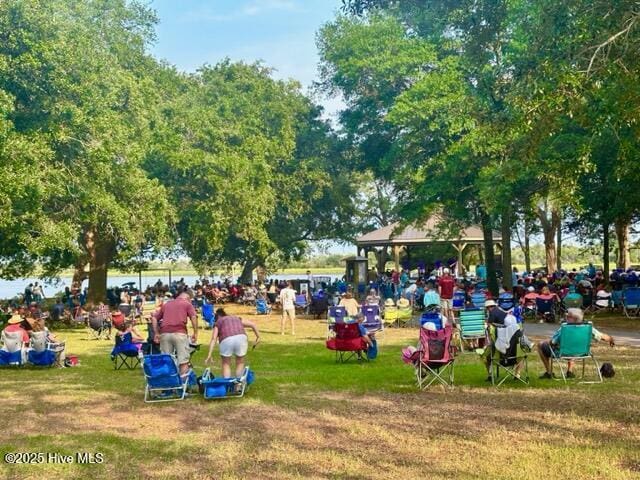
[497,293,514,311]
[535,297,556,323]
[309,294,329,319]
[611,289,624,312]
[593,290,612,312]
[488,324,529,386]
[111,332,141,370]
[550,323,603,383]
[294,294,309,314]
[458,309,486,353]
[420,311,444,330]
[325,322,368,363]
[201,367,254,399]
[470,291,486,309]
[0,330,27,366]
[327,306,347,334]
[255,299,271,315]
[201,303,216,327]
[622,287,640,317]
[391,298,413,327]
[582,289,595,313]
[409,325,455,388]
[452,291,466,311]
[142,354,195,402]
[28,331,60,367]
[87,312,111,340]
[362,305,383,335]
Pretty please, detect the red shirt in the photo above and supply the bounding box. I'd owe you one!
[4,324,29,343]
[216,315,246,342]
[438,276,455,299]
[154,296,196,334]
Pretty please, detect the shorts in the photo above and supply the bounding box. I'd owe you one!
[282,308,295,320]
[219,334,248,357]
[440,298,452,310]
[159,332,191,365]
[539,341,556,358]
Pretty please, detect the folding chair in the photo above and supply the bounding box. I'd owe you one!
[611,289,624,312]
[142,354,194,402]
[294,294,309,314]
[325,322,368,363]
[420,311,444,330]
[327,306,347,334]
[28,331,60,367]
[362,305,383,335]
[622,287,640,317]
[497,293,514,311]
[535,297,556,323]
[410,326,455,388]
[111,332,141,370]
[201,303,216,327]
[458,309,485,352]
[0,331,27,366]
[255,299,271,315]
[550,323,603,383]
[470,291,486,309]
[488,324,529,386]
[87,313,110,340]
[563,293,583,310]
[452,291,466,311]
[201,367,254,399]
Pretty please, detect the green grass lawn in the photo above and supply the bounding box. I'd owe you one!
[1,305,639,479]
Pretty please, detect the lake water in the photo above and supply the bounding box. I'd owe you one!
[0,273,341,300]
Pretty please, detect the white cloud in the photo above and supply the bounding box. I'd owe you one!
[242,0,299,16]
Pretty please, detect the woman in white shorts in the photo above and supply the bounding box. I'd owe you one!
[205,308,260,378]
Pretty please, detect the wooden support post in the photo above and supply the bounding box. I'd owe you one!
[393,245,401,272]
[452,242,468,277]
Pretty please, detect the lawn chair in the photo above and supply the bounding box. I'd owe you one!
[361,305,383,334]
[111,332,141,370]
[255,299,271,315]
[458,309,485,352]
[593,290,612,312]
[409,325,455,388]
[142,354,195,403]
[294,294,309,314]
[87,312,111,340]
[0,330,27,366]
[622,287,640,317]
[611,289,624,312]
[27,331,59,367]
[582,289,595,313]
[201,367,254,399]
[420,311,444,330]
[535,297,556,323]
[201,303,216,327]
[550,323,603,383]
[309,294,329,319]
[452,291,466,311]
[497,292,515,311]
[488,324,529,386]
[327,306,347,334]
[386,298,413,327]
[470,291,486,309]
[326,322,368,363]
[563,293,583,310]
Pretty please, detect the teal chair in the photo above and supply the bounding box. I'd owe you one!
[551,323,603,383]
[563,293,583,309]
[458,309,486,353]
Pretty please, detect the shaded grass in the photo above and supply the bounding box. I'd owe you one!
[0,305,639,479]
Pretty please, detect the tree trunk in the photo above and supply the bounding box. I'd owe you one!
[615,219,631,270]
[603,222,610,283]
[536,203,560,274]
[556,215,562,270]
[501,208,513,289]
[481,210,499,297]
[239,261,256,284]
[524,218,531,273]
[72,259,88,288]
[85,229,114,306]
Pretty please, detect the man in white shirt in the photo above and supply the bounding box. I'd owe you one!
[279,281,297,335]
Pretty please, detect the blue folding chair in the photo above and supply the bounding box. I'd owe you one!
[201,367,254,399]
[142,354,194,403]
[622,287,640,317]
[0,331,27,366]
[497,293,514,311]
[294,294,309,314]
[420,311,444,330]
[201,303,215,328]
[452,291,466,311]
[111,332,141,370]
[255,299,271,315]
[535,297,556,322]
[470,292,486,309]
[362,305,382,334]
[28,331,59,367]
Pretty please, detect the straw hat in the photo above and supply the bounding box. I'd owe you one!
[8,314,23,325]
[384,298,395,307]
[484,300,497,308]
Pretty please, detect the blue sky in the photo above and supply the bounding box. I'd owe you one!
[149,0,344,115]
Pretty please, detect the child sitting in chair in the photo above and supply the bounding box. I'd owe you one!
[355,313,376,360]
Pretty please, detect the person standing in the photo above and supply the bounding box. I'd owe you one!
[24,284,33,305]
[306,270,315,294]
[152,292,198,376]
[438,268,455,324]
[279,281,296,335]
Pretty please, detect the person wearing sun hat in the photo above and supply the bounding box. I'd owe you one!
[3,313,31,343]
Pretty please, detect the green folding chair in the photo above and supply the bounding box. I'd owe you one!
[551,323,603,383]
[458,309,486,353]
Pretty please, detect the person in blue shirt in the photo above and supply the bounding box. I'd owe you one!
[355,313,375,360]
[423,283,441,310]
